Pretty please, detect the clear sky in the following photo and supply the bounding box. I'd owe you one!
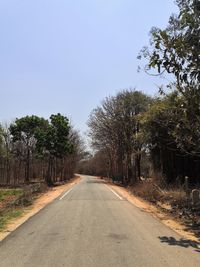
[0,0,178,135]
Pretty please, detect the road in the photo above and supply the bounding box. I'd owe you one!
[0,175,199,267]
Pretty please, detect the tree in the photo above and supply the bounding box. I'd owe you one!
[139,0,200,91]
[0,114,81,186]
[88,89,151,184]
[0,124,3,156]
[36,113,73,185]
[0,124,13,184]
[138,0,200,184]
[76,149,109,177]
[115,90,151,182]
[10,115,48,182]
[142,93,200,185]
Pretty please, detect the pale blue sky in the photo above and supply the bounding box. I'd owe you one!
[0,0,178,134]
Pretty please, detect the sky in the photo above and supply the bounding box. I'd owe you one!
[0,0,178,137]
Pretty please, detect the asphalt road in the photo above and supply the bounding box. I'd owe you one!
[0,175,200,267]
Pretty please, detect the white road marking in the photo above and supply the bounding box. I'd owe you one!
[105,185,123,200]
[59,188,73,200]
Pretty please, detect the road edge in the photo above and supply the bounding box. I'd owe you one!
[0,175,82,242]
[105,180,200,245]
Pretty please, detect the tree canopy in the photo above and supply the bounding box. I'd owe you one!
[88,90,151,183]
[139,0,200,91]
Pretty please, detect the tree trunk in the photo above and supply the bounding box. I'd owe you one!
[136,154,141,181]
[25,149,30,183]
[46,156,53,186]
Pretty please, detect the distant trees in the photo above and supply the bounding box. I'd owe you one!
[10,116,48,182]
[85,88,200,185]
[82,0,200,186]
[77,149,109,177]
[0,114,82,186]
[0,125,3,156]
[35,114,73,185]
[88,90,151,184]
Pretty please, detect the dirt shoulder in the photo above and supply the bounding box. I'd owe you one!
[0,176,81,242]
[106,181,200,245]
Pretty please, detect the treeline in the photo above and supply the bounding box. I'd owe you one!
[0,113,83,186]
[78,0,200,186]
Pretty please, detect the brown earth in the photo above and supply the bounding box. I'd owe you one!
[0,195,18,210]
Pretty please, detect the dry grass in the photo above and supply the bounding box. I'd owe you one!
[130,180,188,206]
[0,208,24,231]
[0,189,26,231]
[130,181,164,203]
[130,180,200,230]
[0,183,48,232]
[162,188,187,205]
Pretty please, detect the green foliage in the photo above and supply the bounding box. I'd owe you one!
[10,115,48,146]
[141,94,200,184]
[139,0,200,90]
[0,209,24,231]
[8,114,75,184]
[9,115,49,182]
[0,113,81,186]
[36,113,73,158]
[34,113,74,186]
[0,189,23,201]
[138,0,200,185]
[0,188,25,231]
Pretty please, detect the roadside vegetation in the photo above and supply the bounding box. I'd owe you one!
[77,0,200,236]
[0,188,24,230]
[0,113,84,230]
[0,0,199,237]
[0,113,83,186]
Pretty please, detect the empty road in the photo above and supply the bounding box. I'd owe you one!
[0,175,199,267]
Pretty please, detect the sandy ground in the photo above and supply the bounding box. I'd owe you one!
[0,176,81,242]
[107,182,200,244]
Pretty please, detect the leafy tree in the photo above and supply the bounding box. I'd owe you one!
[36,113,73,185]
[38,113,72,158]
[0,114,81,186]
[138,0,200,184]
[142,93,200,184]
[10,115,48,182]
[139,0,200,90]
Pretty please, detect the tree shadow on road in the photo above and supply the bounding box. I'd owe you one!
[158,236,200,252]
[86,179,105,184]
[184,222,200,240]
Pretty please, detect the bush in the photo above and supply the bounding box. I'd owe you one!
[131,180,163,203]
